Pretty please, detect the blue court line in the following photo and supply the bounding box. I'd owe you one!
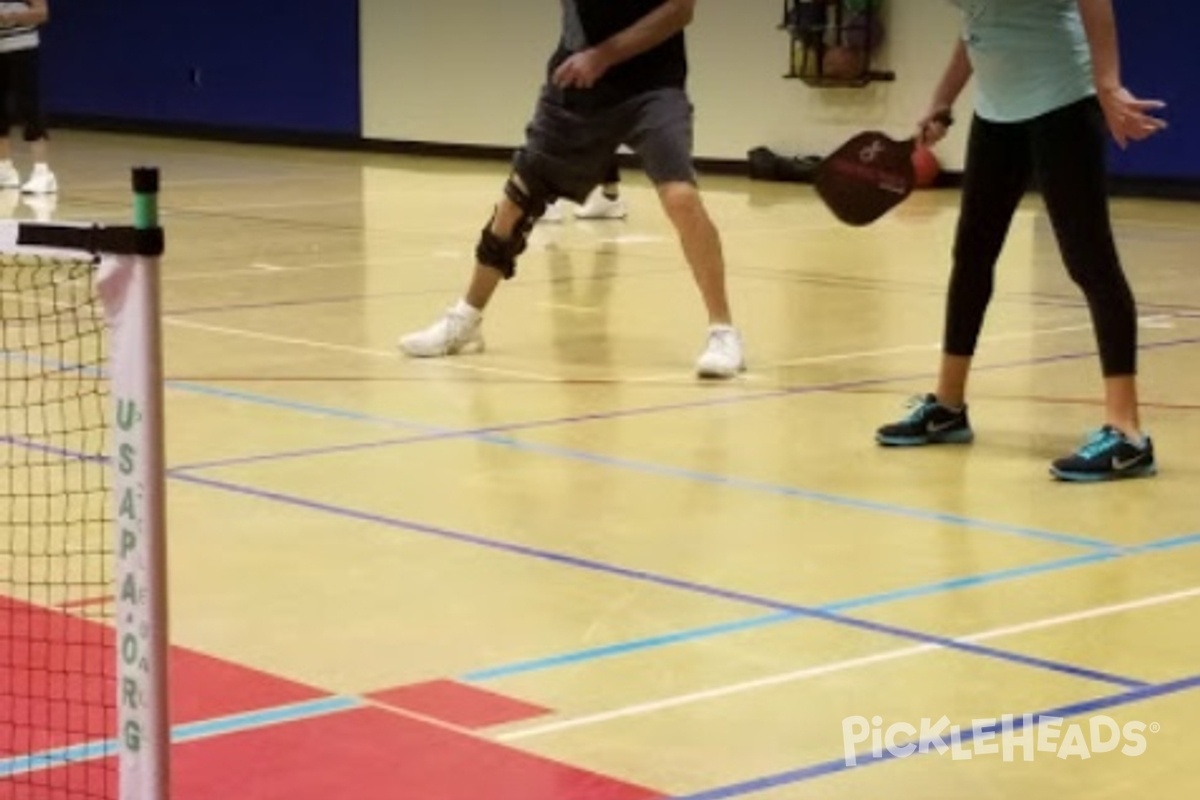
[163,337,1200,553]
[460,551,1120,683]
[1134,530,1200,552]
[173,471,1146,690]
[4,432,1163,694]
[461,532,1200,683]
[162,348,1091,472]
[0,738,117,778]
[164,370,912,471]
[166,332,1200,474]
[819,549,1123,613]
[462,612,801,682]
[1,383,1182,691]
[0,695,360,778]
[6,429,1184,693]
[166,389,1119,554]
[458,436,1118,551]
[17,341,1196,557]
[671,671,1200,800]
[171,429,1114,553]
[168,381,443,434]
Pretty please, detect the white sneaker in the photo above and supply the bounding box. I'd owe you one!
[539,199,568,224]
[574,188,627,220]
[398,305,484,357]
[0,163,19,189]
[696,325,745,379]
[21,168,57,195]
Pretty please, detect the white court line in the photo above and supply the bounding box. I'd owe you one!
[162,262,363,282]
[767,321,1102,369]
[164,313,1192,387]
[160,254,434,282]
[169,198,363,215]
[626,323,1094,384]
[1140,314,1177,330]
[496,585,1200,742]
[538,302,605,315]
[595,234,670,245]
[162,316,559,382]
[626,317,1188,384]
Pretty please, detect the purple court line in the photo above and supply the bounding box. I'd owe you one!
[167,289,443,317]
[163,266,676,317]
[167,368,924,472]
[672,671,1200,799]
[0,435,107,463]
[723,266,1200,318]
[170,334,1200,475]
[171,470,1148,690]
[161,252,1200,320]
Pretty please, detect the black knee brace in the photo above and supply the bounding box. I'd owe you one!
[474,175,550,279]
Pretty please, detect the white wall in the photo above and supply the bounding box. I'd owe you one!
[361,1,971,169]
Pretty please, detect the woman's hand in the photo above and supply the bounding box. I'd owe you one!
[1098,86,1167,148]
[916,106,954,147]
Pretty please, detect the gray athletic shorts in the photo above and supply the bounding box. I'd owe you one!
[513,85,697,205]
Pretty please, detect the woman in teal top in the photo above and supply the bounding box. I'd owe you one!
[876,0,1167,482]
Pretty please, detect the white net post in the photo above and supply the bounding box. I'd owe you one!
[100,167,170,800]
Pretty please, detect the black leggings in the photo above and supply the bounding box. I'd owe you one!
[0,48,49,142]
[944,96,1136,377]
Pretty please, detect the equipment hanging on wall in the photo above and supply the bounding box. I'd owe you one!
[780,0,894,87]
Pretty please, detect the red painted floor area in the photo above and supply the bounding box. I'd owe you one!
[25,709,668,800]
[5,599,668,799]
[171,707,663,800]
[2,595,326,755]
[31,707,661,800]
[2,596,113,755]
[367,679,551,729]
[3,760,115,800]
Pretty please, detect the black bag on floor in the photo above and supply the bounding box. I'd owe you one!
[748,147,823,184]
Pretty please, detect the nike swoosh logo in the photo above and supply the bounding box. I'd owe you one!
[1112,454,1147,470]
[927,420,960,433]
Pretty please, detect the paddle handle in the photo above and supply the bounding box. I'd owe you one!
[916,108,956,148]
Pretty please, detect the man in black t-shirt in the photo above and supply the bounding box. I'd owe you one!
[400,0,744,379]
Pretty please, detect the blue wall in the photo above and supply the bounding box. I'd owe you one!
[41,1,360,136]
[1108,0,1198,180]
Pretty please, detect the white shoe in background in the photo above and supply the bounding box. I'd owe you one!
[0,162,20,189]
[574,188,627,220]
[539,199,568,223]
[21,165,57,195]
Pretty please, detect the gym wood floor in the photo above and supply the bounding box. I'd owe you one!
[14,128,1200,799]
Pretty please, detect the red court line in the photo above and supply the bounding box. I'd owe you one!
[1,596,328,755]
[367,679,551,729]
[36,706,665,800]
